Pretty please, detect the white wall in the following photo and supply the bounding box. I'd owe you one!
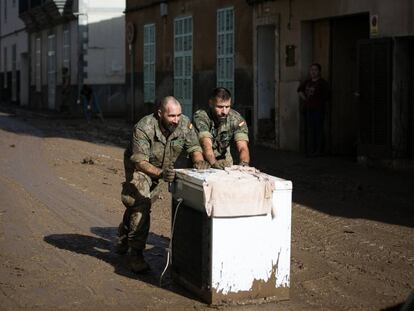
[82,0,125,85]
[279,81,300,151]
[0,0,29,105]
[0,0,25,35]
[0,0,28,73]
[69,21,78,85]
[0,35,27,72]
[54,21,79,85]
[28,18,80,89]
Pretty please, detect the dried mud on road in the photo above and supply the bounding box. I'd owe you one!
[0,113,413,311]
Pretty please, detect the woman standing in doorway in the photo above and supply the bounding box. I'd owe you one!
[297,63,330,157]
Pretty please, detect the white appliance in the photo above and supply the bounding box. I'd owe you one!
[170,168,292,304]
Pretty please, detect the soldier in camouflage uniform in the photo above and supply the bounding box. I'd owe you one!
[193,87,250,169]
[118,96,209,273]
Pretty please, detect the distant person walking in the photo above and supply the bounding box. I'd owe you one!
[297,63,330,157]
[80,84,104,122]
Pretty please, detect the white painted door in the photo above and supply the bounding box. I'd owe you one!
[47,34,56,110]
[174,16,193,117]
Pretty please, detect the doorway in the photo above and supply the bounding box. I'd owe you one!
[256,25,276,141]
[329,14,369,155]
[411,39,414,159]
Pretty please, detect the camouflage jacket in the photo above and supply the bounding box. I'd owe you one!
[126,113,202,169]
[193,109,249,160]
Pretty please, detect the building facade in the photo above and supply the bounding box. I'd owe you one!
[125,0,253,124]
[249,0,414,163]
[17,0,126,115]
[0,0,29,106]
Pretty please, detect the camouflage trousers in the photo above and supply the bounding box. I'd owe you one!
[119,153,162,251]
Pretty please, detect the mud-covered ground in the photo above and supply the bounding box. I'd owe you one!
[0,110,413,310]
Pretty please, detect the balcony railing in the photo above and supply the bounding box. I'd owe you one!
[19,0,75,32]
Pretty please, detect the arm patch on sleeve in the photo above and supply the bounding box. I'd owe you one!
[238,121,245,127]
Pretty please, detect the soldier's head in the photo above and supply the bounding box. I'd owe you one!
[209,87,232,123]
[158,96,182,133]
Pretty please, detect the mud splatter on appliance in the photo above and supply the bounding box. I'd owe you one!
[170,168,292,304]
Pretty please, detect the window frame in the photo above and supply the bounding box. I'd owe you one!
[173,16,193,117]
[216,7,235,97]
[143,23,156,104]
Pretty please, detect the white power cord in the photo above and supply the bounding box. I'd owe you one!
[159,197,183,287]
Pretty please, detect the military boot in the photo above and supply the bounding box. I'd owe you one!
[115,223,129,255]
[130,249,150,273]
[115,238,129,255]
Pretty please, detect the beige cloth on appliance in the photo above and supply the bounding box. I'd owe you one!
[202,166,275,217]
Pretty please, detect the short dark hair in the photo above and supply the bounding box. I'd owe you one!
[210,87,232,102]
[311,63,322,72]
[159,96,181,112]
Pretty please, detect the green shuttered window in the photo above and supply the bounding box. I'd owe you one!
[174,16,193,117]
[143,23,156,104]
[217,7,234,97]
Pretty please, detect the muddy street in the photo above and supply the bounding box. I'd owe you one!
[0,111,413,310]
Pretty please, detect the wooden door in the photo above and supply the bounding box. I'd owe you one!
[357,38,393,158]
[330,14,369,155]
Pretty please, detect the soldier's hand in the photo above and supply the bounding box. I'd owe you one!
[162,166,176,182]
[239,161,250,167]
[212,159,231,170]
[193,160,211,170]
